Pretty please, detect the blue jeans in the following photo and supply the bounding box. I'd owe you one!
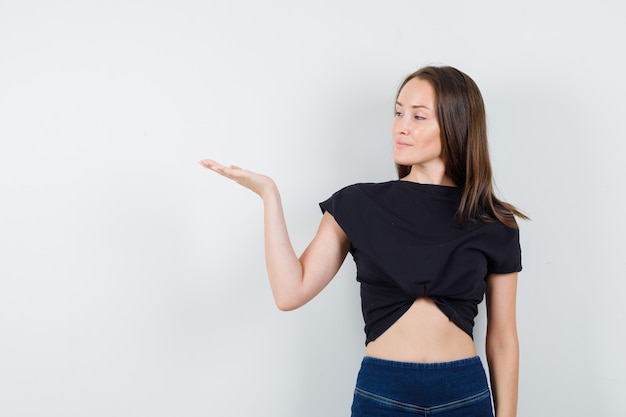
[351,356,494,417]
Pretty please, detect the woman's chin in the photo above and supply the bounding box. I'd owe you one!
[393,157,412,167]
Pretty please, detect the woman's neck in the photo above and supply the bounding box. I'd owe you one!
[402,165,456,186]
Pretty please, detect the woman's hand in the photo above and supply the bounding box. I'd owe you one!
[199,158,349,311]
[199,159,276,199]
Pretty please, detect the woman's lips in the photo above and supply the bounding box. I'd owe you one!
[395,141,412,148]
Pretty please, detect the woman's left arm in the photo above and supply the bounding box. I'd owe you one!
[485,272,519,417]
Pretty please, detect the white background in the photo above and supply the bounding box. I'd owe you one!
[1,1,624,416]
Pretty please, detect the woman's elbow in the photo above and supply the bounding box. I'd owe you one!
[275,300,297,311]
[486,330,519,358]
[273,294,306,311]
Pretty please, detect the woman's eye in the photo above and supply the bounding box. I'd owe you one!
[394,111,402,117]
[414,115,425,120]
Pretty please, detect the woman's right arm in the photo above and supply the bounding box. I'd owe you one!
[200,160,350,310]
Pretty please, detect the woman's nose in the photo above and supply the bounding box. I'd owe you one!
[394,117,410,135]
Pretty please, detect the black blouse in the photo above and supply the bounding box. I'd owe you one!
[319,181,522,345]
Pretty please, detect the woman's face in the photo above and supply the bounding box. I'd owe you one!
[392,78,444,173]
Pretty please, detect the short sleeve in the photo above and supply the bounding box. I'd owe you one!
[318,191,338,216]
[484,223,522,274]
[319,185,360,241]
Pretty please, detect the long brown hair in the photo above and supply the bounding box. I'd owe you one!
[395,66,527,228]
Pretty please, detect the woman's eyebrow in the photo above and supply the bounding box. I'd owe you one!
[395,101,431,110]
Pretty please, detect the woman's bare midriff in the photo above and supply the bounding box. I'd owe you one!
[365,297,477,363]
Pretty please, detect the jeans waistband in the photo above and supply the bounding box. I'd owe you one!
[361,355,482,370]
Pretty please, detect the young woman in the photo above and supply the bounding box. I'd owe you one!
[200,66,525,417]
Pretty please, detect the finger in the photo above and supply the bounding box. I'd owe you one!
[209,164,247,182]
[216,164,247,178]
[199,159,218,168]
[199,159,252,183]
[199,159,228,173]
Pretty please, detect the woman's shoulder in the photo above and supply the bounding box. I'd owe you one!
[335,180,397,191]
[325,180,395,198]
[328,180,464,204]
[320,181,397,213]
